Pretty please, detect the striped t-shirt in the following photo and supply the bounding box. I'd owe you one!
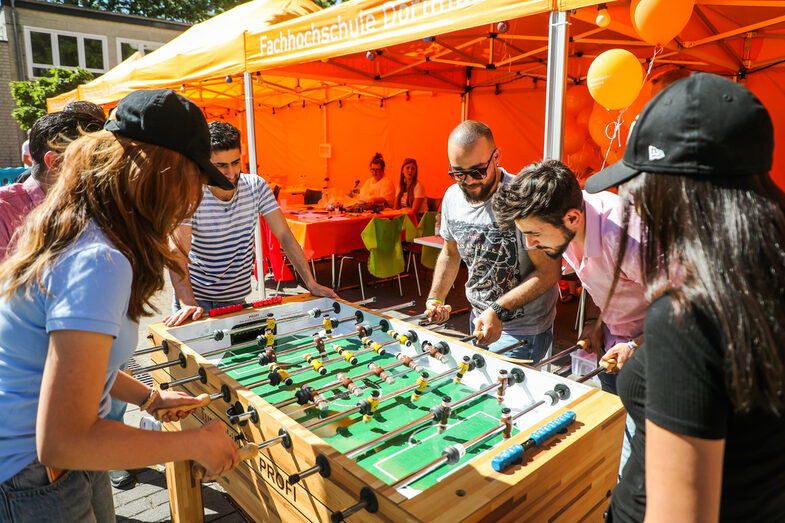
[185,173,279,301]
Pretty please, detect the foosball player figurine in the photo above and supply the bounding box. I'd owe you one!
[323,315,334,337]
[303,353,327,375]
[312,333,326,357]
[257,346,277,366]
[454,355,472,384]
[268,363,293,386]
[501,407,513,439]
[335,346,358,365]
[395,353,423,372]
[388,329,416,347]
[433,395,452,433]
[363,337,387,356]
[265,313,276,332]
[368,362,394,384]
[337,372,362,397]
[360,390,381,422]
[496,369,509,404]
[421,340,449,364]
[295,385,329,410]
[411,372,430,401]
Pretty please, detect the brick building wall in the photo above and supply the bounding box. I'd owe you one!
[0,0,188,168]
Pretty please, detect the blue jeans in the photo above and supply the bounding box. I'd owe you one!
[0,460,114,522]
[473,326,553,364]
[172,292,246,315]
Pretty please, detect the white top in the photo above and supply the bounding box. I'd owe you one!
[397,181,426,209]
[359,176,396,207]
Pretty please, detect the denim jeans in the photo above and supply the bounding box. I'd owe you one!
[0,460,114,522]
[472,325,554,365]
[172,292,246,315]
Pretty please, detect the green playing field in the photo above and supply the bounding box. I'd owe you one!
[216,327,520,492]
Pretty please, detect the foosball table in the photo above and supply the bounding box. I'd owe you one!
[142,295,624,522]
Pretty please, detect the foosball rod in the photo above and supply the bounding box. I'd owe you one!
[158,323,381,389]
[134,297,392,357]
[242,338,401,389]
[191,429,292,481]
[576,358,617,383]
[267,299,415,352]
[135,299,364,356]
[534,340,588,369]
[274,341,448,410]
[304,360,469,431]
[344,368,524,459]
[389,383,571,490]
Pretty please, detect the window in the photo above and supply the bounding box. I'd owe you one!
[24,27,107,78]
[116,38,162,63]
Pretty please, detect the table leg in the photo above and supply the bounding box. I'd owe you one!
[331,254,336,288]
[165,460,204,523]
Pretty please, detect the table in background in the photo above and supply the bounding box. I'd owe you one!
[413,235,444,249]
[283,208,416,286]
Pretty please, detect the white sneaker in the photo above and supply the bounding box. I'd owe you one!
[139,416,162,431]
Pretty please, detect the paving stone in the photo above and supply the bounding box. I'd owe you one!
[113,480,160,505]
[116,497,153,518]
[131,502,172,522]
[148,488,171,508]
[210,511,251,523]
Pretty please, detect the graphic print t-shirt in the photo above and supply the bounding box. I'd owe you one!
[440,170,557,335]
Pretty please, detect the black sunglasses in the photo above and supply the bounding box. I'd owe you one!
[448,149,497,182]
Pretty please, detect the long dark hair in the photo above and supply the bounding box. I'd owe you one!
[608,171,785,413]
[397,158,418,208]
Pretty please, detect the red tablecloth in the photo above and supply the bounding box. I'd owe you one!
[284,209,416,260]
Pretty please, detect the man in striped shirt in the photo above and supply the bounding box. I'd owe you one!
[164,122,335,326]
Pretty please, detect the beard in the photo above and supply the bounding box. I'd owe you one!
[543,226,576,258]
[459,168,498,204]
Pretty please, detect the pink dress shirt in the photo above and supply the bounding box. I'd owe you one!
[0,177,45,262]
[563,191,647,339]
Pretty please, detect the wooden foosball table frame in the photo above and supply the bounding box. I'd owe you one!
[147,295,624,522]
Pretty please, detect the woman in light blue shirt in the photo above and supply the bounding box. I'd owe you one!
[0,90,240,522]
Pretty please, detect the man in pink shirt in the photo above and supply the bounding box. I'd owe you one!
[492,159,648,393]
[0,111,103,261]
[493,158,647,479]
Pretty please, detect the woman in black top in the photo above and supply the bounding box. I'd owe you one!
[585,72,785,521]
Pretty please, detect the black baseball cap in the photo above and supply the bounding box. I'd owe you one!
[585,72,773,193]
[105,89,235,190]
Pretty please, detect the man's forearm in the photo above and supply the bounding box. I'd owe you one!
[427,245,461,301]
[169,262,197,307]
[279,234,316,286]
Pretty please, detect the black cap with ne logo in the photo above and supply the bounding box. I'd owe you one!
[105,89,235,190]
[585,72,774,193]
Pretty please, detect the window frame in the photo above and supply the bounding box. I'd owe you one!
[23,26,108,79]
[116,37,163,63]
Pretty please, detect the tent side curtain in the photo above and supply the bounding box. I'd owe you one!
[244,0,553,72]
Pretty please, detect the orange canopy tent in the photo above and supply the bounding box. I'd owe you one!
[48,1,785,194]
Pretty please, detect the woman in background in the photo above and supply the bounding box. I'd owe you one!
[394,158,427,213]
[358,152,395,207]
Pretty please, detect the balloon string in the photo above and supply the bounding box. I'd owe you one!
[600,45,663,170]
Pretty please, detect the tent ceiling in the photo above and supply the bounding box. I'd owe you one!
[48,1,785,112]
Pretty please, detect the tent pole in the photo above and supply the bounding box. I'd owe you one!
[543,10,570,160]
[245,72,267,300]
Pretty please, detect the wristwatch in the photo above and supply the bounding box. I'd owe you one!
[489,301,511,322]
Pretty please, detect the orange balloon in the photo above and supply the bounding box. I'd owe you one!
[588,104,615,148]
[565,85,594,115]
[631,0,695,46]
[563,115,585,155]
[587,49,644,110]
[576,106,592,127]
